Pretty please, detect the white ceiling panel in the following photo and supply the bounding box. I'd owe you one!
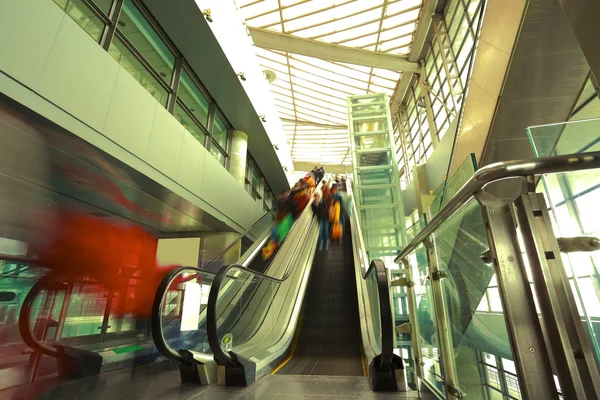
[236,0,425,166]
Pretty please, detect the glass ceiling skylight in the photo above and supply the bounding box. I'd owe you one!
[236,0,424,166]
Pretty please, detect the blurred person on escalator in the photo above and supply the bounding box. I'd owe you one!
[312,192,330,251]
[321,180,330,201]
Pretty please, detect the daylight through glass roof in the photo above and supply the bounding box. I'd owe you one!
[236,0,424,166]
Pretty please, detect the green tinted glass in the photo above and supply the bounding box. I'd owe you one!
[210,143,226,167]
[213,114,228,150]
[118,0,175,81]
[54,0,106,42]
[108,36,168,105]
[174,103,206,144]
[178,68,210,127]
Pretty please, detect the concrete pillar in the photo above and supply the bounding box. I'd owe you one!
[229,130,248,185]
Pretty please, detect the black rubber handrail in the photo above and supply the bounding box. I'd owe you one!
[150,266,217,364]
[0,253,62,358]
[205,212,391,373]
[365,259,395,371]
[18,272,62,358]
[205,195,321,368]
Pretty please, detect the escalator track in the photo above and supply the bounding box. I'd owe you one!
[274,220,364,376]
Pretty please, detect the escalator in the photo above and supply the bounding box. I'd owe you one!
[204,179,406,391]
[14,208,277,383]
[151,184,326,384]
[274,220,363,376]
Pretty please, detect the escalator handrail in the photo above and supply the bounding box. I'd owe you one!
[151,265,217,364]
[346,178,395,371]
[205,189,323,368]
[394,151,600,264]
[206,262,295,368]
[151,184,321,365]
[18,272,62,358]
[0,252,38,264]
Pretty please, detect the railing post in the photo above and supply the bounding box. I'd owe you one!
[401,259,423,379]
[515,192,600,399]
[477,194,558,399]
[423,239,462,399]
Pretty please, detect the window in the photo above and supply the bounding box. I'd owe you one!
[174,103,206,143]
[108,36,169,105]
[394,0,483,169]
[54,0,111,42]
[210,113,229,166]
[110,0,175,106]
[178,67,210,128]
[245,155,274,211]
[54,0,251,183]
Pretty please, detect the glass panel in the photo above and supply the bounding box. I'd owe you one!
[527,118,600,158]
[357,150,392,168]
[118,0,175,81]
[0,259,50,370]
[210,143,227,167]
[62,282,108,338]
[356,168,394,186]
[174,103,206,144]
[352,117,389,134]
[108,36,169,105]
[411,242,446,396]
[363,228,400,248]
[159,268,216,355]
[354,133,390,150]
[54,0,106,42]
[433,197,524,398]
[213,268,277,354]
[360,207,400,227]
[107,287,142,334]
[178,68,210,127]
[358,187,396,206]
[528,118,600,366]
[212,114,229,151]
[430,153,478,218]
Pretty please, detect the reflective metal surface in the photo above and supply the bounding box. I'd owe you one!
[394,151,600,264]
[0,95,246,236]
[481,0,589,170]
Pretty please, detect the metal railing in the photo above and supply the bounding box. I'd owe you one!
[395,151,600,400]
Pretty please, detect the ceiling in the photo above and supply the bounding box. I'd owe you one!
[236,0,426,166]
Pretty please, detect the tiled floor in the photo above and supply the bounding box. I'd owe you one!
[1,368,422,400]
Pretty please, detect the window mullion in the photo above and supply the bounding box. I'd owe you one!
[100,0,124,50]
[168,56,184,113]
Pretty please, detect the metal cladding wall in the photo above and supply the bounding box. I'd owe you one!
[0,0,266,234]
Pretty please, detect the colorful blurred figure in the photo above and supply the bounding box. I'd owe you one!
[312,192,330,251]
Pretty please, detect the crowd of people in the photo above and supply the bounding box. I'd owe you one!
[261,167,348,259]
[312,177,346,251]
[261,167,320,260]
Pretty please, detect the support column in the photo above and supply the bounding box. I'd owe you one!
[229,130,248,186]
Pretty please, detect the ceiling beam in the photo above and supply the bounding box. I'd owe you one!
[293,161,352,174]
[249,27,421,73]
[389,0,439,112]
[409,0,439,62]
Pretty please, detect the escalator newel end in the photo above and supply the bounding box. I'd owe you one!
[222,354,256,387]
[368,354,406,392]
[55,345,103,379]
